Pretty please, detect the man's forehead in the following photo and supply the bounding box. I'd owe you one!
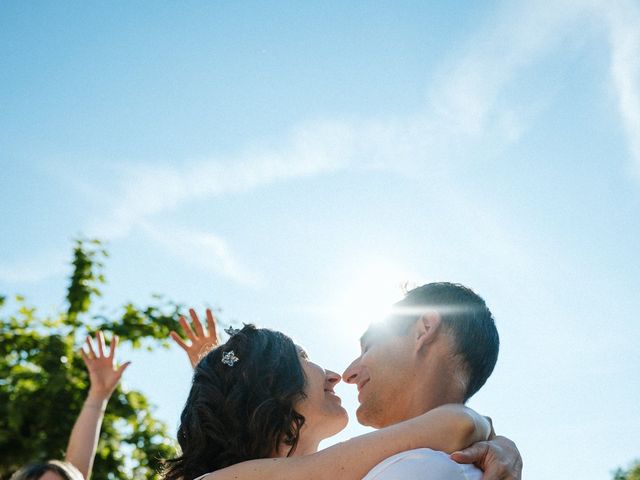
[359,327,374,346]
[359,308,426,346]
[359,322,389,346]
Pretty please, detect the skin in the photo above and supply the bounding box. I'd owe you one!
[39,473,64,480]
[342,309,522,480]
[64,332,130,480]
[172,310,492,480]
[19,332,130,480]
[342,311,465,427]
[282,348,348,456]
[170,308,220,368]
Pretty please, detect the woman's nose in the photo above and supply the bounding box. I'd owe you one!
[326,369,341,386]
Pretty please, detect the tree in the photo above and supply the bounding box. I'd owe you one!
[614,460,640,480]
[0,239,188,479]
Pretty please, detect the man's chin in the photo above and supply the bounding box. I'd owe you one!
[355,404,382,428]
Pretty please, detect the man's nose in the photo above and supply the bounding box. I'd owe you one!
[342,359,360,384]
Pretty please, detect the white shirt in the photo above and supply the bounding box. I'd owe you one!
[362,448,482,480]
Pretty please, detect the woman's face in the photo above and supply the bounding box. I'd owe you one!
[294,347,349,444]
[39,472,65,480]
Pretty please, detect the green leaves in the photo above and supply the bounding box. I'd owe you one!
[614,461,640,480]
[1,239,181,479]
[66,239,107,327]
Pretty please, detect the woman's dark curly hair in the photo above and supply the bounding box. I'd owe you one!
[163,324,307,480]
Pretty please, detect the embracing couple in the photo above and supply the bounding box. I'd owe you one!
[163,282,523,480]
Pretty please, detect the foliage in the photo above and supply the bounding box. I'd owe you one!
[0,239,185,479]
[614,460,640,480]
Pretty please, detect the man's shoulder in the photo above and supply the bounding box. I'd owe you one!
[363,448,482,480]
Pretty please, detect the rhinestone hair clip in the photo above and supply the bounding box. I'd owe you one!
[221,350,239,367]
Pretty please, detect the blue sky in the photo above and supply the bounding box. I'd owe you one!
[2,1,640,478]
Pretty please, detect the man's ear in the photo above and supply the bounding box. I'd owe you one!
[415,311,441,352]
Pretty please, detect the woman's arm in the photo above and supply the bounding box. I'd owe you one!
[65,332,130,480]
[204,404,491,480]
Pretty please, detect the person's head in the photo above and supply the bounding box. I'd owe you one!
[342,282,499,428]
[163,324,347,480]
[10,461,83,480]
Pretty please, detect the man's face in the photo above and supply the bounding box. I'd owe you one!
[342,322,416,428]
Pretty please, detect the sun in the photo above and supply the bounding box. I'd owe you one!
[330,260,420,337]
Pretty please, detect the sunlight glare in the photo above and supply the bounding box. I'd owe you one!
[331,261,420,338]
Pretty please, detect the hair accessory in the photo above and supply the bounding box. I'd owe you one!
[224,326,241,337]
[221,350,239,367]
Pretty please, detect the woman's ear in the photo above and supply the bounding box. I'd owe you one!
[415,311,441,352]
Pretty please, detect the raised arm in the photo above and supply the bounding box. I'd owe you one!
[170,308,219,368]
[204,404,491,480]
[65,332,130,480]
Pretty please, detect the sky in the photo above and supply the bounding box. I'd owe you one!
[1,0,640,478]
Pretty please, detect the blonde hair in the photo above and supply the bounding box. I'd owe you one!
[10,460,84,480]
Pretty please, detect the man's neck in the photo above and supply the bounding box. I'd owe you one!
[400,388,464,424]
[380,361,466,427]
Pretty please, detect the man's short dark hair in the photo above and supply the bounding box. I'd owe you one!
[395,282,499,401]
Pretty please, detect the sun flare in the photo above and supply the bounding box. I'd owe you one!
[330,261,421,338]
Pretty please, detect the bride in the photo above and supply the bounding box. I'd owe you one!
[163,309,495,480]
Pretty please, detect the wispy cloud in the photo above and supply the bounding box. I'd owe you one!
[601,0,640,177]
[13,0,640,285]
[89,1,570,243]
[76,1,597,287]
[87,120,357,241]
[140,222,263,287]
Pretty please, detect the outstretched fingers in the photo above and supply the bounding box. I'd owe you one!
[206,308,218,344]
[189,308,205,338]
[179,315,197,343]
[108,334,119,359]
[80,347,90,367]
[85,335,97,359]
[116,361,132,378]
[96,331,106,357]
[170,330,189,351]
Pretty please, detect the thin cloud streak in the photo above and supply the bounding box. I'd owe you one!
[75,1,602,288]
[140,222,264,287]
[89,1,571,242]
[87,120,357,241]
[602,0,640,177]
[14,0,640,285]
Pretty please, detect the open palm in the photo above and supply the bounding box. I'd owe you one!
[170,308,220,368]
[81,331,130,400]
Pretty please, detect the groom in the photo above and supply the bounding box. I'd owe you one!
[342,282,522,479]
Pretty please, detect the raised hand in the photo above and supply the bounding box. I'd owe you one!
[80,331,131,401]
[170,308,220,368]
[68,332,130,479]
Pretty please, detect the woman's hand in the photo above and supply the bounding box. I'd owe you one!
[170,308,220,368]
[81,331,130,402]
